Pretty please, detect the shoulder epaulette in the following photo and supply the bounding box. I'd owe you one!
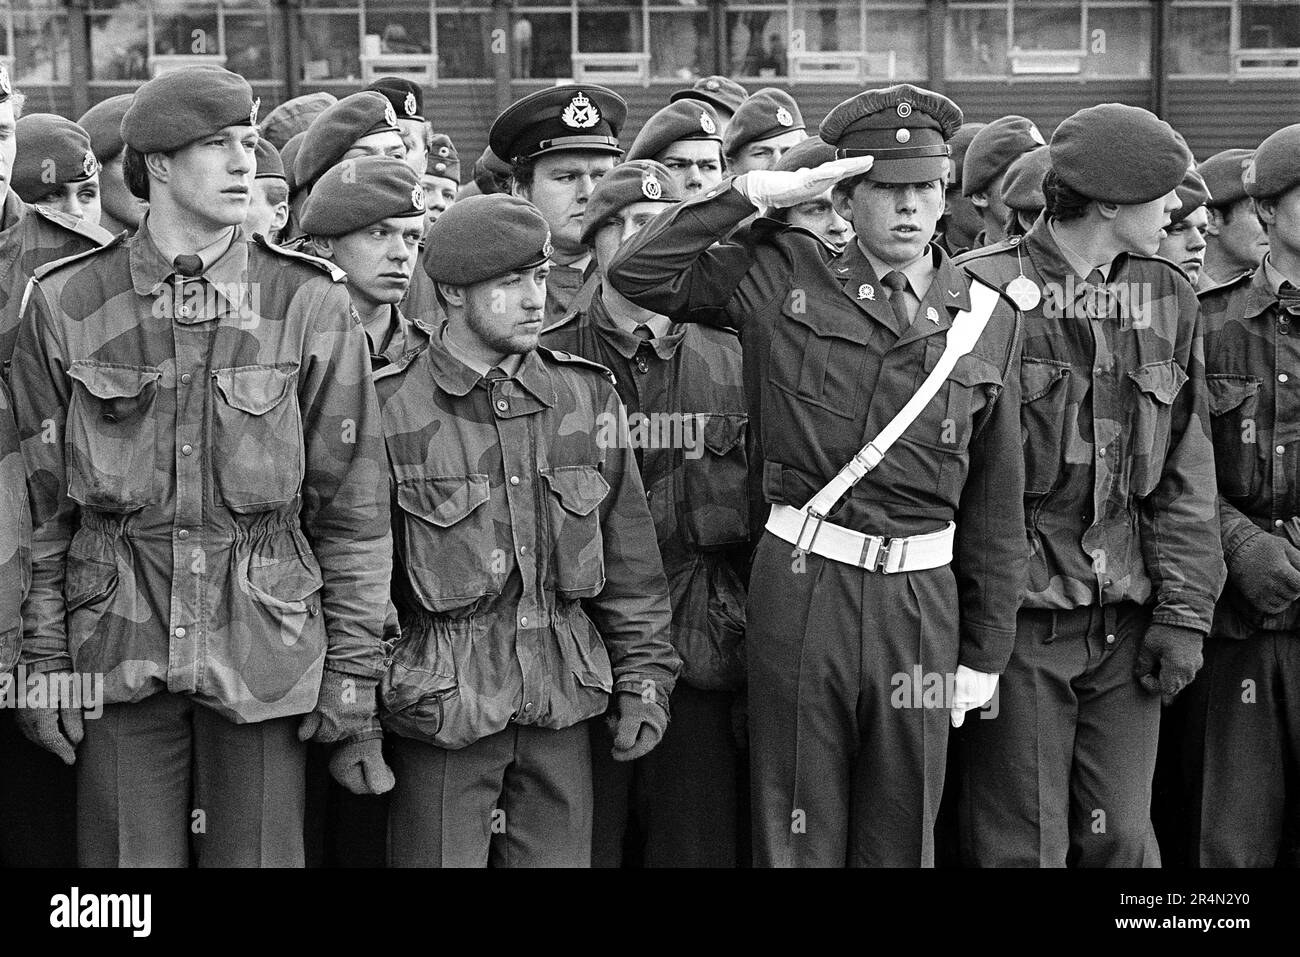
[750,215,840,254]
[31,230,126,281]
[541,307,584,335]
[536,345,617,385]
[252,233,347,282]
[1196,268,1253,300]
[953,235,1021,266]
[29,203,115,246]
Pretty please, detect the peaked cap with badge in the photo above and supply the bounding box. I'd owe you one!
[626,99,723,163]
[668,75,749,116]
[820,83,962,184]
[77,94,135,164]
[294,91,402,192]
[580,159,681,245]
[1243,123,1300,199]
[1197,148,1255,208]
[425,133,461,183]
[120,64,258,153]
[489,85,626,165]
[301,155,424,237]
[962,116,1046,197]
[723,87,804,157]
[424,194,552,285]
[1049,103,1191,204]
[11,114,100,204]
[365,76,425,123]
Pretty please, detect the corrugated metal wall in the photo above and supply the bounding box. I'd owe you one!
[1165,79,1300,159]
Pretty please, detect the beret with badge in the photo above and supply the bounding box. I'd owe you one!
[1000,145,1052,215]
[424,194,552,286]
[258,92,337,151]
[253,138,286,182]
[1171,167,1211,224]
[425,134,461,183]
[962,116,1046,197]
[365,76,425,124]
[300,155,425,237]
[11,114,100,204]
[77,93,134,164]
[490,85,627,165]
[626,99,722,163]
[1243,124,1300,200]
[669,76,749,117]
[121,64,259,154]
[580,159,681,245]
[723,88,805,157]
[820,83,962,184]
[1049,103,1191,204]
[295,91,401,192]
[1197,149,1254,208]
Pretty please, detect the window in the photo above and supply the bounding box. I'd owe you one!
[947,3,1009,77]
[727,4,788,78]
[512,2,570,80]
[436,2,491,79]
[8,1,71,84]
[301,8,363,81]
[649,4,711,81]
[1169,3,1231,74]
[1170,0,1300,76]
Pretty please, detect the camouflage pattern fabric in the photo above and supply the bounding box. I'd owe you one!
[0,379,30,673]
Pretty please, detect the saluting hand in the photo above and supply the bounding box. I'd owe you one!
[732,155,876,210]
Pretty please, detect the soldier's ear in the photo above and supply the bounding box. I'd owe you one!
[144,151,171,186]
[1095,201,1121,222]
[830,185,855,225]
[271,202,289,234]
[1255,198,1275,232]
[314,237,335,260]
[969,190,990,210]
[1205,207,1223,236]
[437,282,465,307]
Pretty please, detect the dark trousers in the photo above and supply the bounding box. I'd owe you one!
[959,602,1161,867]
[388,721,592,867]
[747,533,958,867]
[304,740,390,867]
[0,708,77,866]
[590,682,740,868]
[77,691,307,867]
[1181,632,1300,867]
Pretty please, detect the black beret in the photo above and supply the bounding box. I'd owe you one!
[1244,124,1300,199]
[1001,145,1052,214]
[669,76,749,116]
[12,114,99,203]
[254,139,285,182]
[580,160,681,245]
[724,88,804,156]
[121,65,258,153]
[1049,104,1191,204]
[490,85,626,164]
[365,76,425,123]
[626,100,722,162]
[258,92,336,151]
[948,122,986,189]
[425,134,461,183]
[962,116,1046,197]
[1171,168,1211,224]
[424,194,552,285]
[300,155,425,237]
[295,91,401,191]
[820,83,962,184]
[773,135,836,173]
[281,131,307,195]
[77,94,134,164]
[1197,149,1254,207]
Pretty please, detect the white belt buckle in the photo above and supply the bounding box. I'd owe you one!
[794,508,826,554]
[861,534,910,573]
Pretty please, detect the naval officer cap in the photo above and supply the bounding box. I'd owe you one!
[295,91,402,192]
[365,76,425,123]
[424,194,552,286]
[580,160,682,245]
[962,116,1046,197]
[669,76,749,116]
[426,134,461,183]
[121,65,258,154]
[1049,103,1191,204]
[723,88,805,156]
[77,94,134,164]
[1244,124,1300,199]
[258,92,337,151]
[489,85,627,165]
[301,155,425,237]
[1171,167,1211,224]
[626,100,723,163]
[11,114,99,203]
[253,139,286,182]
[1000,145,1052,215]
[820,83,962,184]
[1197,149,1254,208]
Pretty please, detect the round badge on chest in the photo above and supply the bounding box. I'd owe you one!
[1006,275,1042,311]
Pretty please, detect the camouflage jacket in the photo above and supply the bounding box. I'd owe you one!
[10,225,392,724]
[1200,263,1300,635]
[0,190,112,373]
[360,303,429,373]
[0,380,30,674]
[958,219,1224,633]
[542,287,748,690]
[374,323,680,749]
[608,180,1027,674]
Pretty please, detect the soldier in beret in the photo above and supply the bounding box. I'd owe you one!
[465,145,512,200]
[79,94,146,237]
[1199,148,1268,289]
[293,91,407,208]
[956,103,1225,867]
[376,193,679,867]
[491,85,627,327]
[542,160,749,867]
[11,114,102,226]
[1000,145,1051,238]
[1156,168,1211,286]
[609,83,1026,867]
[257,91,336,151]
[937,122,986,257]
[9,64,394,867]
[1186,122,1300,867]
[365,76,428,177]
[963,115,1047,250]
[421,133,460,229]
[669,75,749,138]
[244,138,289,243]
[627,100,726,198]
[763,136,852,246]
[723,88,807,175]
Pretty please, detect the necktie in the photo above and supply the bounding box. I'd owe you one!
[880,270,912,331]
[173,254,204,277]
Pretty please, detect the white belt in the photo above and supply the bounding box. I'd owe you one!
[765,504,955,573]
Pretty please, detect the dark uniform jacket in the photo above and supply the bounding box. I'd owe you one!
[542,288,748,690]
[608,180,1027,674]
[958,217,1225,634]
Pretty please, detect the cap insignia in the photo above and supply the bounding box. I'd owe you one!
[700,111,716,135]
[896,128,911,144]
[404,92,418,117]
[411,183,426,212]
[384,101,398,128]
[0,65,10,97]
[561,91,600,130]
[897,101,913,118]
[542,231,554,259]
[642,172,663,200]
[83,150,98,177]
[250,97,261,127]
[775,106,793,127]
[1029,123,1045,146]
[706,79,720,91]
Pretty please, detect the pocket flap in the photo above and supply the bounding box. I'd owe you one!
[65,555,118,611]
[396,475,491,528]
[540,465,610,517]
[1206,374,1262,416]
[1020,357,1071,402]
[699,412,748,456]
[212,366,297,416]
[68,362,161,400]
[949,353,1003,389]
[782,298,871,344]
[1128,359,1188,405]
[248,553,324,605]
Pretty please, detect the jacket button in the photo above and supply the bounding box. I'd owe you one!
[180,373,192,385]
[1105,633,1116,644]
[174,627,187,639]
[1277,445,1286,455]
[519,616,528,626]
[1281,374,1289,383]
[1276,519,1285,528]
[524,702,533,712]
[181,444,193,456]
[509,476,520,486]
[496,400,508,412]
[177,529,188,539]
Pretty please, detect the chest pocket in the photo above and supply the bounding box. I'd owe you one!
[66,361,162,512]
[1128,358,1188,497]
[903,353,1003,454]
[540,465,610,598]
[396,475,499,616]
[1019,357,1072,497]
[770,299,869,418]
[211,365,303,512]
[680,412,750,549]
[1206,374,1263,500]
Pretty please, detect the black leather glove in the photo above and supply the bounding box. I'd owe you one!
[1134,623,1203,701]
[606,690,669,762]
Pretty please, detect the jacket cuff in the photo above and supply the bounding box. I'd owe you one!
[958,622,1016,674]
[21,656,72,676]
[1148,612,1210,637]
[614,679,671,720]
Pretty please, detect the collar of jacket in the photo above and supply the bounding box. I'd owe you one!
[426,320,556,408]
[831,240,971,333]
[0,189,24,234]
[587,286,686,361]
[369,304,430,368]
[1023,216,1130,310]
[129,213,250,317]
[1240,259,1283,320]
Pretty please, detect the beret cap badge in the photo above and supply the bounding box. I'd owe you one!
[775,106,793,127]
[83,149,98,177]
[700,111,716,135]
[542,232,554,259]
[561,91,601,130]
[404,92,418,117]
[411,183,426,211]
[1243,159,1257,187]
[383,101,398,128]
[250,97,260,128]
[641,172,663,200]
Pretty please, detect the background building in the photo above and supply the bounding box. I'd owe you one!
[3,0,1298,163]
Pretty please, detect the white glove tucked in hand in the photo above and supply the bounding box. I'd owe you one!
[950,665,999,728]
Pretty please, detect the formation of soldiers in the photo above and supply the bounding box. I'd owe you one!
[0,56,1297,869]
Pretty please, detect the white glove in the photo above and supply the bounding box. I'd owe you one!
[732,156,876,209]
[949,665,999,728]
